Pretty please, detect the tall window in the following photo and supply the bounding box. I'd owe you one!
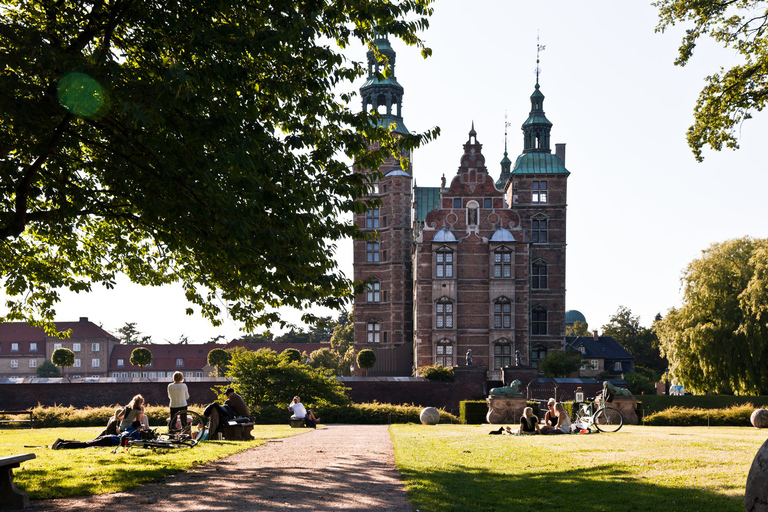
[494,300,512,329]
[366,208,380,229]
[484,198,492,209]
[493,343,512,370]
[436,250,453,278]
[436,341,454,366]
[366,281,381,303]
[367,321,380,343]
[453,198,461,209]
[366,242,380,262]
[532,216,548,243]
[532,181,548,203]
[532,261,548,289]
[532,307,548,335]
[436,300,454,329]
[494,250,512,278]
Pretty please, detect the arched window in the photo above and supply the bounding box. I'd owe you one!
[436,249,454,278]
[366,280,380,303]
[532,215,548,244]
[532,260,547,289]
[435,339,454,366]
[494,249,512,278]
[367,321,380,343]
[493,298,512,329]
[532,307,548,335]
[436,299,454,329]
[493,340,512,370]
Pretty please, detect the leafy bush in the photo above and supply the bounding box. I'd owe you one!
[644,403,757,426]
[416,365,455,381]
[460,400,487,424]
[623,371,656,395]
[527,400,541,418]
[252,401,457,424]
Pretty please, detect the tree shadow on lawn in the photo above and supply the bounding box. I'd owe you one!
[398,464,743,512]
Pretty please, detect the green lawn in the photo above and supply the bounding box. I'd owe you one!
[390,424,767,512]
[0,425,305,500]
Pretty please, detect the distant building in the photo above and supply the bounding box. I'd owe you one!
[109,343,216,381]
[0,317,118,378]
[566,333,634,377]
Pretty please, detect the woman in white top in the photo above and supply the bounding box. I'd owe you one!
[168,371,190,431]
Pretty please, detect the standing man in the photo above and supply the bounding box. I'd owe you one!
[224,387,250,418]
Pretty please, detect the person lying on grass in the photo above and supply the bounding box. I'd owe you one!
[52,420,143,450]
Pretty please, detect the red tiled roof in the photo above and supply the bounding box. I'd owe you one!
[0,319,117,355]
[223,340,331,354]
[110,343,215,371]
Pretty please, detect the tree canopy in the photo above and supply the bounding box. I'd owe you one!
[655,0,768,160]
[655,237,768,394]
[207,347,230,376]
[129,346,153,367]
[51,347,75,368]
[0,0,438,334]
[539,350,581,378]
[225,347,350,410]
[601,306,667,377]
[115,322,152,345]
[36,359,61,377]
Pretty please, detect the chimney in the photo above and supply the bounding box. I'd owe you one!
[79,317,88,323]
[555,143,566,165]
[593,329,599,341]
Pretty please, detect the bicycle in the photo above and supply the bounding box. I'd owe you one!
[573,388,624,433]
[117,410,208,452]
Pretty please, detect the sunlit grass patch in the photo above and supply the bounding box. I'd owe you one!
[0,425,305,499]
[391,424,766,512]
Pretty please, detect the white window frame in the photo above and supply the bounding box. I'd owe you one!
[29,342,38,352]
[176,358,184,367]
[73,359,81,368]
[91,358,100,367]
[10,343,19,352]
[91,342,100,352]
[72,343,81,352]
[366,281,381,303]
[29,359,37,368]
[367,321,380,343]
[10,360,18,369]
[117,359,125,367]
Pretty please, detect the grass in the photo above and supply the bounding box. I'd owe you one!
[0,425,305,500]
[390,424,767,512]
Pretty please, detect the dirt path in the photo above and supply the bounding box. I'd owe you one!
[31,425,413,512]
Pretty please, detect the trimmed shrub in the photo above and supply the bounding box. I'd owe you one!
[460,400,488,424]
[644,403,757,426]
[313,402,458,424]
[526,400,541,418]
[638,395,768,414]
[417,365,455,381]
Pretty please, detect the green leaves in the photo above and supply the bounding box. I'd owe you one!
[0,0,437,331]
[129,346,153,367]
[655,237,768,394]
[654,0,768,160]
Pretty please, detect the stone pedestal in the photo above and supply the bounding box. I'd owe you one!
[486,396,526,424]
[609,397,639,425]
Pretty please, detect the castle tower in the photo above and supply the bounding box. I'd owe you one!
[504,80,570,367]
[352,37,414,375]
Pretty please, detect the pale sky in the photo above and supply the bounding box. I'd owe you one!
[17,1,768,342]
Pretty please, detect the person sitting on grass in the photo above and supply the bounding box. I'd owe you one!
[52,420,143,450]
[97,407,124,437]
[541,402,571,435]
[119,394,146,432]
[516,407,541,435]
[543,398,558,429]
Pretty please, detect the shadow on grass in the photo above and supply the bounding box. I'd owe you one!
[398,464,743,512]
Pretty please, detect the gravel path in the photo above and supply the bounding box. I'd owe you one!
[31,425,413,512]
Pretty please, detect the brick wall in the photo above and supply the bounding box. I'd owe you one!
[0,379,227,410]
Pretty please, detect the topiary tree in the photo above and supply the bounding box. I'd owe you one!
[356,349,376,376]
[130,347,153,380]
[282,348,301,363]
[207,348,231,376]
[36,359,61,378]
[51,347,75,381]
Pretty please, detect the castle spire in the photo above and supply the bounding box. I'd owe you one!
[496,113,512,189]
[360,36,408,135]
[521,39,553,154]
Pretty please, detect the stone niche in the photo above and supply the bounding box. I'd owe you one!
[486,395,527,424]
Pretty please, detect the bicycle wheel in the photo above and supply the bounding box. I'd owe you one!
[593,407,623,433]
[169,410,208,442]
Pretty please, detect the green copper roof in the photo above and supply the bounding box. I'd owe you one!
[372,115,409,135]
[361,76,403,91]
[522,112,552,127]
[415,187,441,223]
[511,152,569,175]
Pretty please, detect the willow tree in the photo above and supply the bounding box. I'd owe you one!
[655,237,768,394]
[655,0,768,160]
[0,0,438,334]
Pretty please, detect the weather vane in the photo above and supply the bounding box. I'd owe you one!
[536,31,546,83]
[504,111,510,154]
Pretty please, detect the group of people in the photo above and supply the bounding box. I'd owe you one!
[504,398,572,435]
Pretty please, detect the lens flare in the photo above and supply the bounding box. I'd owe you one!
[57,72,104,117]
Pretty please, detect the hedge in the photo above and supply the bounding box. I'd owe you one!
[644,403,759,426]
[460,401,487,424]
[30,404,204,428]
[638,395,768,414]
